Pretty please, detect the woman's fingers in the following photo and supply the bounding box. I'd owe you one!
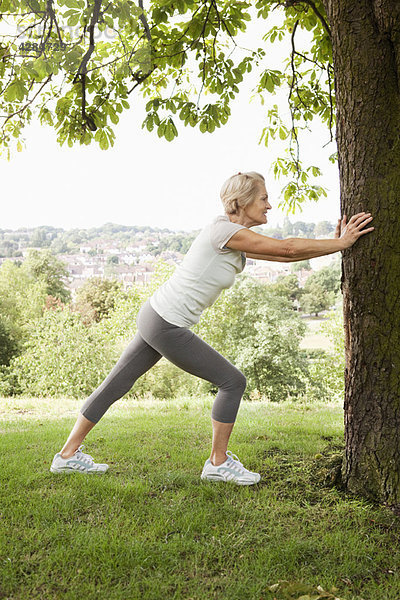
[357,215,373,229]
[345,212,373,228]
[353,215,375,237]
[350,212,367,224]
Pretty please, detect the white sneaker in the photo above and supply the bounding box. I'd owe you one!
[201,450,261,486]
[50,445,109,474]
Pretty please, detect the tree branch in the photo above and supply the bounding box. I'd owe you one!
[285,0,331,38]
[288,20,302,178]
[71,0,102,130]
[138,0,151,43]
[73,0,102,83]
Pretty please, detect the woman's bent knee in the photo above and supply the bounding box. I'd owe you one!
[223,369,246,394]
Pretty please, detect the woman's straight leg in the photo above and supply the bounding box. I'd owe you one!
[79,331,162,424]
[58,331,163,457]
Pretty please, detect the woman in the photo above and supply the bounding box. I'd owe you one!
[50,171,374,485]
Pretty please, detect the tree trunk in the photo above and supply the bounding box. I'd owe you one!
[322,0,400,504]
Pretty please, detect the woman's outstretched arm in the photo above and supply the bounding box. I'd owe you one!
[227,212,374,261]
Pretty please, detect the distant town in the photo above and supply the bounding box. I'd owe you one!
[0,219,339,298]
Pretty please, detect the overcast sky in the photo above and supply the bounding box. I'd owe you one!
[2,7,340,233]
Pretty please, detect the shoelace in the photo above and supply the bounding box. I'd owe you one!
[75,444,94,464]
[226,450,244,467]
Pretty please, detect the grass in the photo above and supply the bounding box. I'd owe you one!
[1,395,400,600]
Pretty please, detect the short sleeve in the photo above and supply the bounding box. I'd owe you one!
[209,216,247,254]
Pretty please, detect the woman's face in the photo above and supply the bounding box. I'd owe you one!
[242,183,272,227]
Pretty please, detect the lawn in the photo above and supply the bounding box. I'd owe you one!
[1,395,400,600]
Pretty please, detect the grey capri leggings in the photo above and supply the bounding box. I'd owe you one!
[80,298,247,424]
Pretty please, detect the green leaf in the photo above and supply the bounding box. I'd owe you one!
[4,83,17,102]
[99,130,109,150]
[278,126,287,140]
[157,121,166,138]
[145,116,154,131]
[164,122,173,142]
[199,119,207,133]
[109,112,119,125]
[64,0,81,8]
[32,58,52,79]
[67,12,80,26]
[4,79,27,102]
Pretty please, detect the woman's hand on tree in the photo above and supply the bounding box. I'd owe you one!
[335,212,374,249]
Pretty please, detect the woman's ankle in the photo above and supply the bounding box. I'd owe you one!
[210,453,227,466]
[60,446,79,459]
[60,451,75,459]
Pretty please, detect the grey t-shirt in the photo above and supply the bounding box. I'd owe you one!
[149,215,247,327]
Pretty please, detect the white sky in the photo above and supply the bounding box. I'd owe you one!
[1,6,340,233]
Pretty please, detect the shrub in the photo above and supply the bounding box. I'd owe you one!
[8,307,113,398]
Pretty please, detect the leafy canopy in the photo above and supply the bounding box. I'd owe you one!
[1,0,334,211]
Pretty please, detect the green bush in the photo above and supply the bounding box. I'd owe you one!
[0,259,48,351]
[8,307,113,398]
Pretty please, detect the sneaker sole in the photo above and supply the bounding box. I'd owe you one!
[201,473,260,486]
[50,466,108,474]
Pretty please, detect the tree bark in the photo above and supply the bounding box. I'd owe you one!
[322,0,400,504]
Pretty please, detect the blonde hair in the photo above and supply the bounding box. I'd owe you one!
[220,171,265,215]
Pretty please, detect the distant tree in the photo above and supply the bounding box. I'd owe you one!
[145,243,160,256]
[0,240,19,257]
[74,277,125,326]
[264,226,284,240]
[282,216,294,237]
[292,222,316,238]
[107,255,119,265]
[315,221,333,237]
[300,281,335,316]
[49,237,72,254]
[311,263,341,296]
[269,273,302,305]
[31,228,50,248]
[307,305,345,403]
[180,233,198,254]
[23,249,71,303]
[290,260,312,272]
